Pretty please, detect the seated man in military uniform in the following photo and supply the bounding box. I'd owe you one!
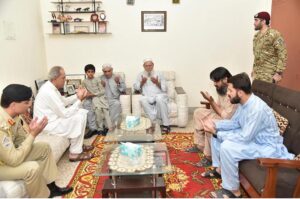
[0,84,73,198]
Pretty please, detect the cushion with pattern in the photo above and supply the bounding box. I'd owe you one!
[272,109,289,136]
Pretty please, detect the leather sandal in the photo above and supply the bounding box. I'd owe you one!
[69,152,94,162]
[210,188,242,198]
[82,145,94,152]
[185,146,202,153]
[195,157,212,167]
[201,168,221,179]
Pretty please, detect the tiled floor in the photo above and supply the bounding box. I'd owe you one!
[55,113,195,187]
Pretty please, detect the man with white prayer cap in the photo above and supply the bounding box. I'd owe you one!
[133,59,171,133]
[99,63,126,125]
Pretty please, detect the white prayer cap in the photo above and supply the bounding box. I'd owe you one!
[102,63,113,70]
[143,58,154,64]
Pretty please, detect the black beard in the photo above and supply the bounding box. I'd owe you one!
[230,95,241,104]
[216,86,227,96]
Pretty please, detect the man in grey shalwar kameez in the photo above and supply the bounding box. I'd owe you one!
[133,59,170,133]
[100,64,126,126]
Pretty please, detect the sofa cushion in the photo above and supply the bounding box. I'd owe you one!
[272,109,289,136]
[168,101,178,118]
[239,160,299,198]
[294,154,300,160]
[252,80,275,107]
[0,180,27,198]
[166,80,176,100]
[272,84,300,155]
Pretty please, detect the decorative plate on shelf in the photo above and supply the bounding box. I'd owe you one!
[99,13,106,20]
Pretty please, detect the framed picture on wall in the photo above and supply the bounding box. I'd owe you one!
[141,11,167,32]
[127,0,135,5]
[66,85,76,95]
[66,79,81,89]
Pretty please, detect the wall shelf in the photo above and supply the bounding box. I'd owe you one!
[49,0,109,35]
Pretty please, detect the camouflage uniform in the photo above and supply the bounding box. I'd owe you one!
[253,28,287,83]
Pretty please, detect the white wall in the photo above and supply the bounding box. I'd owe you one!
[40,0,271,107]
[0,0,47,93]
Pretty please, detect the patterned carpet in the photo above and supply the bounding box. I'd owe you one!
[64,133,223,198]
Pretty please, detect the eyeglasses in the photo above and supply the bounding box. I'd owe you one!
[103,70,111,73]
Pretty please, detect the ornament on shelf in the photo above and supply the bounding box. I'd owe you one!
[91,13,99,22]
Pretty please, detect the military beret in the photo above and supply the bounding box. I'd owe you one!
[1,84,32,102]
[254,11,270,21]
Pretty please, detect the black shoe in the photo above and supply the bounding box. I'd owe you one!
[47,182,73,198]
[84,130,97,139]
[104,127,109,133]
[162,125,171,133]
[97,130,107,136]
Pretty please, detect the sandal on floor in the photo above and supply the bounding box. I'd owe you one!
[185,146,202,153]
[201,168,221,179]
[69,152,94,162]
[195,157,212,167]
[82,144,94,152]
[210,188,242,198]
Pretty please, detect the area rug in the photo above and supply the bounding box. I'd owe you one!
[64,133,222,198]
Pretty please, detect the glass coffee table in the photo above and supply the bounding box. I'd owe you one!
[94,143,172,198]
[104,116,163,143]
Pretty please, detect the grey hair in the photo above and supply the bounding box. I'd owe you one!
[102,63,113,70]
[48,66,63,80]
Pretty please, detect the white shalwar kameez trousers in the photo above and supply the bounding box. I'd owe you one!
[34,81,88,154]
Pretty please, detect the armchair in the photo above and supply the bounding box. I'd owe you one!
[132,71,188,127]
[239,80,300,198]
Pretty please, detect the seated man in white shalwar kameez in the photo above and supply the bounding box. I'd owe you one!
[201,73,294,198]
[34,66,94,162]
[133,59,170,133]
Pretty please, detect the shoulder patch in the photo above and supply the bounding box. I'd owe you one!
[2,136,12,148]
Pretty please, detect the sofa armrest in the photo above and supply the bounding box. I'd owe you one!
[258,158,300,169]
[175,87,188,127]
[256,158,300,197]
[200,101,210,109]
[120,88,132,115]
[175,87,185,94]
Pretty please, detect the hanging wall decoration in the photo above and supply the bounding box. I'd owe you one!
[127,0,135,5]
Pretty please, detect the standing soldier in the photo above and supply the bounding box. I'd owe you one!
[0,84,73,197]
[252,11,287,83]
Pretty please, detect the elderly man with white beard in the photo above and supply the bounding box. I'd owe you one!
[133,59,170,133]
